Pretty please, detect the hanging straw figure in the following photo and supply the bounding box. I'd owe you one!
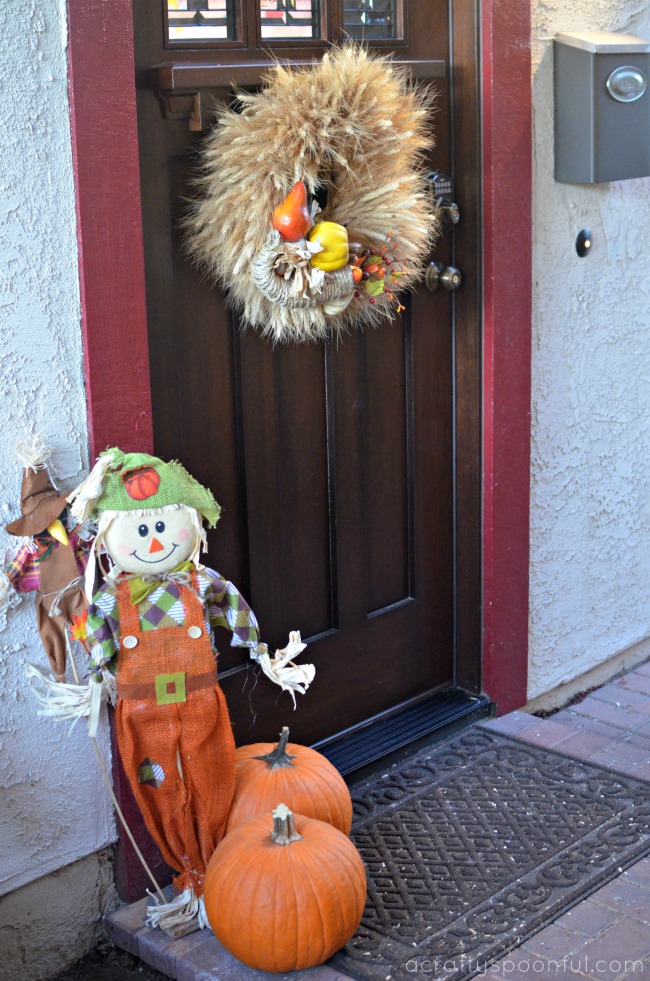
[63,448,314,935]
[1,435,93,682]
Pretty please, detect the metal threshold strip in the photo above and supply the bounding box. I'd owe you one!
[313,687,492,777]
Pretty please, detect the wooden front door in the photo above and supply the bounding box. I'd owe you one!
[132,0,483,765]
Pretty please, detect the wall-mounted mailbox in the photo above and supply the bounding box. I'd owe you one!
[555,31,650,183]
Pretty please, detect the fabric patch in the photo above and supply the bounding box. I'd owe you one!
[94,590,118,616]
[155,671,187,705]
[138,758,165,788]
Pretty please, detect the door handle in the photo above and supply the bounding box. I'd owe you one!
[425,261,462,293]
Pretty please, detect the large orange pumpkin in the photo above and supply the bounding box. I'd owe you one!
[204,803,366,972]
[226,726,352,835]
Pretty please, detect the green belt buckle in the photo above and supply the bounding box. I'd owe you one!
[155,671,187,705]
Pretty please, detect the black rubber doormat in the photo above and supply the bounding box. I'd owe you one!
[331,727,650,981]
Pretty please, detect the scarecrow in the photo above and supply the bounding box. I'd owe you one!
[64,447,314,931]
[2,439,92,680]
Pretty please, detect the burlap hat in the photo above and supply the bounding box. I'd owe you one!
[6,467,69,537]
[68,448,221,528]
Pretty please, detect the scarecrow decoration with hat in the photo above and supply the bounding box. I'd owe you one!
[1,436,93,681]
[41,447,314,933]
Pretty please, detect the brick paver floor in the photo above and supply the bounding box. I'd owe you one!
[104,660,650,981]
[483,660,650,980]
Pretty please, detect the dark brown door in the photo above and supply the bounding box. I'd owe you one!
[132,0,482,758]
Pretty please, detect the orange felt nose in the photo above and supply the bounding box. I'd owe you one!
[149,537,165,553]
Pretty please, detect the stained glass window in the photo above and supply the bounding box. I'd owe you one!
[342,0,401,40]
[167,0,236,43]
[166,0,401,46]
[259,1,322,41]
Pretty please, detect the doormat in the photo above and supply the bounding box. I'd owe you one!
[330,727,650,981]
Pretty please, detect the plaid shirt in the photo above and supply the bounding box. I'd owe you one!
[4,533,89,593]
[86,566,266,678]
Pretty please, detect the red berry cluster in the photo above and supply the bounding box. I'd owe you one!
[349,233,410,313]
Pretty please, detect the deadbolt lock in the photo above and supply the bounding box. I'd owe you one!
[427,170,461,229]
[425,261,463,293]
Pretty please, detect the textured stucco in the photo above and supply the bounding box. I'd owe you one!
[0,850,117,981]
[528,1,650,698]
[0,0,115,903]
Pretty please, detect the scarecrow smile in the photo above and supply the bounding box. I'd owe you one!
[130,543,179,564]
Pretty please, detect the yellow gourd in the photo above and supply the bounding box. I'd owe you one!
[308,222,349,271]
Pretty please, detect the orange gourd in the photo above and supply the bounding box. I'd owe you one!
[272,181,311,242]
[226,727,353,835]
[204,803,366,972]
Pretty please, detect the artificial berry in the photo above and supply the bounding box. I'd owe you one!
[369,298,376,304]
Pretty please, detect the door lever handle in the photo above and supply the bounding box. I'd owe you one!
[425,261,462,293]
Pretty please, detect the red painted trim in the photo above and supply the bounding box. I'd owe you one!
[67,0,158,902]
[67,0,153,458]
[481,1,532,713]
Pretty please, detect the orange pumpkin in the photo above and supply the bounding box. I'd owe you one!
[272,181,311,242]
[226,726,352,835]
[121,465,161,501]
[204,803,366,972]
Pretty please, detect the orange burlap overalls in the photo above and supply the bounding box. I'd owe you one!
[114,574,235,896]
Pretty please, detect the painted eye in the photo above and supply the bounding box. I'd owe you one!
[155,521,165,533]
[138,524,149,537]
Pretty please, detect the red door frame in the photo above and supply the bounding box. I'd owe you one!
[67,1,531,712]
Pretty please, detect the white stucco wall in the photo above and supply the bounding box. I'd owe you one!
[528,1,650,699]
[0,0,115,903]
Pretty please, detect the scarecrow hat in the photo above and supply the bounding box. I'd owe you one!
[6,465,69,538]
[68,448,221,528]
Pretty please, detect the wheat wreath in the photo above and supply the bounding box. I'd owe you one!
[187,44,439,344]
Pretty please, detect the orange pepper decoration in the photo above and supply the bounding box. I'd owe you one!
[272,181,311,242]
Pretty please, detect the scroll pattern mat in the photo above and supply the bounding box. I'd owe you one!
[331,727,650,981]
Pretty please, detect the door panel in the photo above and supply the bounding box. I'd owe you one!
[132,0,478,750]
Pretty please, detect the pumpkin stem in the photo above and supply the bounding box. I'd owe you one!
[271,803,303,846]
[255,727,296,769]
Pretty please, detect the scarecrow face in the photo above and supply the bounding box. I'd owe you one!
[103,508,199,575]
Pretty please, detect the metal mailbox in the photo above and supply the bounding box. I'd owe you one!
[554,31,650,183]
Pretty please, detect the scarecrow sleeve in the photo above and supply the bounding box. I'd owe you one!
[204,568,315,701]
[204,570,268,660]
[4,543,40,592]
[85,582,120,682]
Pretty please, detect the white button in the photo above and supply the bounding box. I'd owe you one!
[188,626,203,639]
[122,635,138,649]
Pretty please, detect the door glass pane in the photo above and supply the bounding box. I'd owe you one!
[260,0,322,41]
[167,0,237,43]
[342,0,401,40]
